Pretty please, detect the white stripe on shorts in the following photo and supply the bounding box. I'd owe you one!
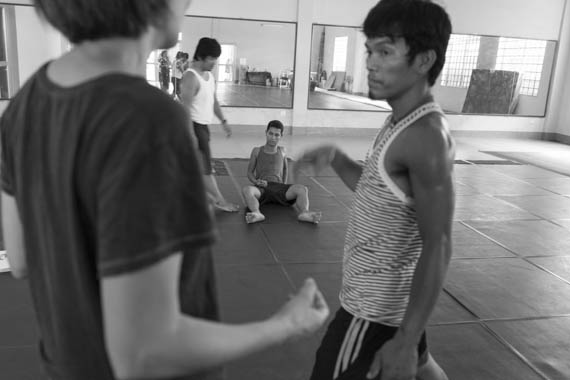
[333,316,369,379]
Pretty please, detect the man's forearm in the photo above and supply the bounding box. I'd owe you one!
[330,149,363,191]
[398,237,452,344]
[133,316,292,379]
[179,93,191,110]
[247,173,258,184]
[213,101,225,122]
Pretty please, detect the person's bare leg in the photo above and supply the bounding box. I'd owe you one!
[286,184,322,223]
[204,174,239,212]
[416,354,448,380]
[242,185,265,223]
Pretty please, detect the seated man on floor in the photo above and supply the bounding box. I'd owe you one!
[242,120,322,224]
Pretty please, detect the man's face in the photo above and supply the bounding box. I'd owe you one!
[365,36,421,101]
[202,56,218,71]
[265,127,282,146]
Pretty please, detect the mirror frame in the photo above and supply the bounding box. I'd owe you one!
[308,23,558,117]
[184,14,298,109]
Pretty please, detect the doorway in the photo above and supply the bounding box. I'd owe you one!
[218,44,236,83]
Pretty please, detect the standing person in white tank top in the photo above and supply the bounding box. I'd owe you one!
[180,37,239,212]
[296,1,455,379]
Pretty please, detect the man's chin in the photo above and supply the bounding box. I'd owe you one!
[368,91,386,101]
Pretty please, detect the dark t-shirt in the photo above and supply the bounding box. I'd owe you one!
[0,63,219,380]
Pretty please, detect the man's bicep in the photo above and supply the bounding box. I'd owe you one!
[413,171,454,238]
[180,72,198,103]
[408,141,455,239]
[1,192,27,278]
[101,253,182,373]
[247,148,258,174]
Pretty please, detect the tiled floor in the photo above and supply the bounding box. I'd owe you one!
[1,131,570,379]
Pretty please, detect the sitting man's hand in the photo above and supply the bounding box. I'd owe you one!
[256,179,268,188]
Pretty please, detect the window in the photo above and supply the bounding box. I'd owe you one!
[440,34,480,88]
[495,37,546,96]
[332,36,348,72]
[0,6,9,99]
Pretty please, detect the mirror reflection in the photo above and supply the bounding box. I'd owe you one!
[308,24,556,116]
[147,16,297,108]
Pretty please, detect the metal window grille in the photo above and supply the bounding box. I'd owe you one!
[495,37,546,97]
[440,34,480,88]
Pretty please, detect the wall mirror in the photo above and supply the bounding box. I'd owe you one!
[308,24,556,116]
[147,16,297,109]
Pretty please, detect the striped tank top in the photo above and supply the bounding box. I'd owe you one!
[340,102,444,326]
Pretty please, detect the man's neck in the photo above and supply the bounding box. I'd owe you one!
[191,61,205,73]
[387,83,434,123]
[263,144,279,153]
[48,37,152,86]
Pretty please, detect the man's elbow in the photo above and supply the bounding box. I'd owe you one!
[11,267,28,279]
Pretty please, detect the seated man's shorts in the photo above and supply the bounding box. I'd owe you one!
[259,182,295,206]
[193,122,213,174]
[310,307,428,380]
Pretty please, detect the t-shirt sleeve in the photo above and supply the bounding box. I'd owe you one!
[97,113,216,277]
[0,116,15,195]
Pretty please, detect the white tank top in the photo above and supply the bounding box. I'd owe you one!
[186,68,216,125]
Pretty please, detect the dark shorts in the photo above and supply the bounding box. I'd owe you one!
[259,182,295,206]
[193,122,213,174]
[172,76,181,96]
[310,308,428,380]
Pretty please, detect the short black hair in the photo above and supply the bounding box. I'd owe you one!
[33,0,170,44]
[193,37,222,61]
[363,0,452,86]
[266,120,284,134]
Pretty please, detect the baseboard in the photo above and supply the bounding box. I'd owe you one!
[211,124,379,136]
[290,127,378,136]
[450,130,544,139]
[210,124,567,142]
[543,132,570,145]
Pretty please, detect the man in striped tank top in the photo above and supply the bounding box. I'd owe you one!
[297,1,454,379]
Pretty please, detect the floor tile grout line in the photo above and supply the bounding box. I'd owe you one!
[482,151,570,179]
[482,162,568,196]
[545,218,570,231]
[441,287,482,321]
[479,314,570,323]
[309,176,352,211]
[459,221,570,287]
[220,160,247,206]
[478,322,552,380]
[257,226,283,266]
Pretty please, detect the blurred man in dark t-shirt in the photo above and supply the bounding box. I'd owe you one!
[0,1,329,379]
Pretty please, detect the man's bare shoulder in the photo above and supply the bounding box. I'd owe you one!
[399,113,453,152]
[249,146,261,159]
[389,112,455,170]
[182,70,198,82]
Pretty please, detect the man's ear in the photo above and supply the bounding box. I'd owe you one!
[414,49,437,76]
